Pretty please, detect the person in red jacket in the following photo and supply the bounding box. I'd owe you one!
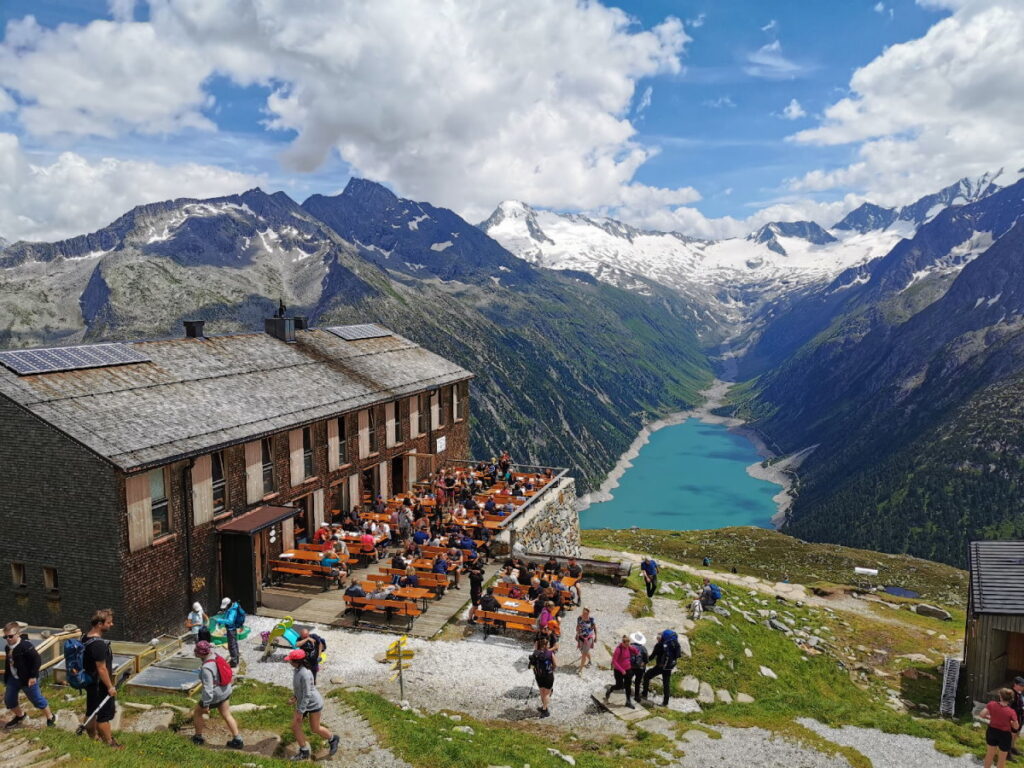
[980,688,1020,768]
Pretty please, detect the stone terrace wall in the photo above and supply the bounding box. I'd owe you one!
[504,476,581,557]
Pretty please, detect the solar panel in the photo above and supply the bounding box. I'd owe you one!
[325,324,392,341]
[0,342,151,376]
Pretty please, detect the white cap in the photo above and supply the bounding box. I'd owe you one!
[192,602,202,613]
[630,632,647,645]
[220,597,231,610]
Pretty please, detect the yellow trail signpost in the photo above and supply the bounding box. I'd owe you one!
[386,635,415,698]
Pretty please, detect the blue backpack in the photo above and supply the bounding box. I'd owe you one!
[63,637,97,690]
[661,629,681,666]
[709,584,723,600]
[232,603,247,629]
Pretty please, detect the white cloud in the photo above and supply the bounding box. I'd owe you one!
[688,13,706,28]
[744,40,808,79]
[781,98,807,120]
[789,3,1024,206]
[635,86,653,116]
[108,0,138,21]
[0,133,260,242]
[0,89,14,113]
[761,19,778,32]
[703,95,736,109]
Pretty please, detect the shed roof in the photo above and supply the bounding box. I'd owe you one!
[217,505,296,535]
[969,540,1024,615]
[0,328,472,472]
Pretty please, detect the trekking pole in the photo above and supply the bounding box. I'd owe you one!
[525,677,535,704]
[76,695,111,736]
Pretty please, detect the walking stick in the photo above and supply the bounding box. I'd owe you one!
[525,676,535,703]
[76,695,111,736]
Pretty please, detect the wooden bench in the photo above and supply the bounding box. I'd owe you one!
[269,560,338,591]
[475,609,536,636]
[343,595,421,631]
[382,568,448,597]
[522,553,632,584]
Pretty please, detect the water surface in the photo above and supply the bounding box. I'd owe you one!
[580,417,778,530]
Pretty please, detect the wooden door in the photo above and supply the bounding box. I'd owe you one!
[1009,633,1024,674]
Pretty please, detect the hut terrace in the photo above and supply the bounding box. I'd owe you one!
[0,320,472,639]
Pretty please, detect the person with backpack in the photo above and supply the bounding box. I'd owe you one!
[215,597,245,668]
[527,636,556,718]
[80,609,121,748]
[699,577,721,609]
[296,627,326,684]
[286,649,339,760]
[3,621,55,729]
[1010,677,1024,756]
[605,635,639,709]
[640,557,659,598]
[629,632,649,703]
[191,640,243,749]
[641,629,682,707]
[185,603,209,644]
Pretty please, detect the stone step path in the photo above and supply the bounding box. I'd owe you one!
[0,735,69,767]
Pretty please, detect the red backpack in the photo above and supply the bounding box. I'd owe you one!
[207,655,233,686]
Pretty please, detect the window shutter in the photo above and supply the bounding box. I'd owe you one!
[289,429,303,486]
[244,441,262,504]
[379,461,389,499]
[451,387,458,420]
[409,396,419,437]
[385,402,396,448]
[126,474,152,552]
[192,455,213,525]
[407,452,417,489]
[358,410,369,458]
[327,419,339,471]
[431,391,440,430]
[281,516,295,551]
[313,488,325,528]
[348,474,359,510]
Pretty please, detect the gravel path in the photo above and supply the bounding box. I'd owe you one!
[797,719,981,768]
[673,725,851,768]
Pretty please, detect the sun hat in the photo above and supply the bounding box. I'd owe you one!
[220,597,231,610]
[192,602,202,613]
[194,640,212,657]
[285,649,306,662]
[630,632,646,645]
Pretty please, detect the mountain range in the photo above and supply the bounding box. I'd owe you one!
[3,167,1023,566]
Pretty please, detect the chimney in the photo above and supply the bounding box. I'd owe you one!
[264,316,296,343]
[183,320,205,339]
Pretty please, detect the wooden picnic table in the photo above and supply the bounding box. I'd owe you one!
[495,596,535,615]
[280,549,326,563]
[410,558,436,572]
[359,512,392,523]
[393,586,433,611]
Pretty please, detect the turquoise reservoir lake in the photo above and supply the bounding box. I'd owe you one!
[580,417,779,530]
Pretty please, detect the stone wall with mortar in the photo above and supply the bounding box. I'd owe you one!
[502,476,581,557]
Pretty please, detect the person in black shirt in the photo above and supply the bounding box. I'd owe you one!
[466,564,485,622]
[3,621,55,728]
[82,609,120,747]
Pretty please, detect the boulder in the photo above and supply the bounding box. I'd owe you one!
[913,604,952,621]
[736,693,755,704]
[758,665,778,680]
[678,635,692,659]
[744,647,753,658]
[768,619,791,634]
[681,676,700,695]
[53,709,81,732]
[697,682,715,704]
[547,748,575,765]
[453,725,475,735]
[716,689,733,704]
[666,697,701,714]
[125,708,175,733]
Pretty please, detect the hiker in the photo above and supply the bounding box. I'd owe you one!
[215,597,246,668]
[702,556,712,567]
[538,619,560,654]
[565,557,583,604]
[286,649,339,760]
[185,603,210,643]
[640,557,659,598]
[3,621,55,729]
[467,562,485,621]
[191,640,243,749]
[699,577,721,609]
[575,608,596,674]
[979,688,1019,768]
[641,629,682,707]
[528,636,556,719]
[629,632,649,702]
[82,609,121,748]
[297,628,326,684]
[605,635,638,709]
[1010,677,1024,756]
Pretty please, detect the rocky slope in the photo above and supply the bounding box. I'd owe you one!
[0,181,711,490]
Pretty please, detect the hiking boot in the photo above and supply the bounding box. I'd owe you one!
[625,701,635,709]
[226,737,244,750]
[291,748,311,761]
[46,716,56,728]
[3,714,25,729]
[539,708,550,718]
[603,684,612,701]
[328,734,340,756]
[191,734,206,745]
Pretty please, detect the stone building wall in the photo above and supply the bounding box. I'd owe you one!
[503,476,581,557]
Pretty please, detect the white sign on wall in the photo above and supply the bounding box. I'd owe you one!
[435,436,447,453]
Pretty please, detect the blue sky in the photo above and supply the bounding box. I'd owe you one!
[1,1,1017,242]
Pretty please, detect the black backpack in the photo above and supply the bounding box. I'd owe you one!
[630,643,649,672]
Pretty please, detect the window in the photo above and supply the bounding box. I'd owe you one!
[395,403,405,443]
[149,467,171,537]
[211,452,227,515]
[302,427,314,478]
[43,567,58,592]
[367,408,379,454]
[389,402,401,445]
[10,562,25,588]
[337,418,348,465]
[261,438,275,495]
[438,388,448,427]
[418,393,429,435]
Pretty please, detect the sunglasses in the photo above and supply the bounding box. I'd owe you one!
[4,634,16,639]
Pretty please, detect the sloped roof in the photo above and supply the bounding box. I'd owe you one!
[0,328,472,472]
[969,540,1024,615]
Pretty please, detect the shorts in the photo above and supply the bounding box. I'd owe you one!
[300,707,323,718]
[577,636,595,652]
[534,673,554,690]
[986,726,1012,752]
[471,591,482,606]
[85,685,117,724]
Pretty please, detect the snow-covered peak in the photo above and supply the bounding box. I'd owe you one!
[748,221,837,255]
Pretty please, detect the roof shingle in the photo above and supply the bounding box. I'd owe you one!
[969,540,1024,615]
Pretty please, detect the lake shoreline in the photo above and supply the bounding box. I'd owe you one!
[576,379,811,528]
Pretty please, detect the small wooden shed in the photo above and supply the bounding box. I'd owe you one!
[964,541,1024,702]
